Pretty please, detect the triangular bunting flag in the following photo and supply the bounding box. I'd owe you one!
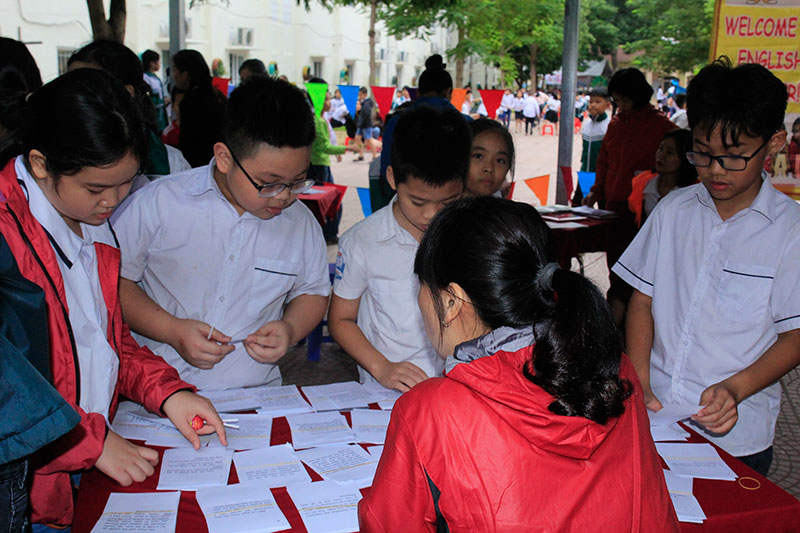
[524,175,550,205]
[357,187,373,217]
[371,86,396,121]
[212,77,230,97]
[407,87,418,101]
[305,82,328,117]
[478,89,504,119]
[560,165,574,202]
[337,85,360,119]
[450,88,468,114]
[507,181,516,200]
[577,172,596,196]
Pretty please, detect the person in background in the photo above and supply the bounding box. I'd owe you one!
[354,86,377,162]
[239,58,267,82]
[573,87,612,204]
[522,90,540,135]
[671,93,688,129]
[789,118,800,178]
[498,88,514,128]
[513,89,525,133]
[464,118,514,198]
[171,49,227,167]
[583,68,676,325]
[360,197,679,532]
[141,49,169,133]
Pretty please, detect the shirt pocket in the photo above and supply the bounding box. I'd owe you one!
[247,258,301,316]
[368,277,423,335]
[716,261,775,323]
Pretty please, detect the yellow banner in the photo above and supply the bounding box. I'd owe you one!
[711,0,800,113]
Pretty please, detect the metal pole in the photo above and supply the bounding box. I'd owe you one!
[556,0,580,204]
[169,0,186,62]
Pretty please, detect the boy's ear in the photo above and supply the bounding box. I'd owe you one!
[27,149,50,181]
[213,143,234,174]
[386,166,397,191]
[768,129,788,155]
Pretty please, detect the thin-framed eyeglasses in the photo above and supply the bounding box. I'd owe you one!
[685,136,771,171]
[227,146,315,198]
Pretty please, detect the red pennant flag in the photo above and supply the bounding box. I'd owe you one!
[524,175,550,205]
[371,86,396,121]
[560,166,574,202]
[212,77,230,97]
[478,89,504,119]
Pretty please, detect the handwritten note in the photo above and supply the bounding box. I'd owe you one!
[256,385,313,416]
[286,412,356,450]
[286,481,362,533]
[301,382,373,411]
[195,483,290,533]
[206,414,273,451]
[157,447,233,491]
[233,444,312,487]
[650,423,690,442]
[351,409,391,444]
[663,470,706,523]
[295,445,378,488]
[656,443,737,481]
[198,386,269,413]
[110,410,158,441]
[91,492,180,533]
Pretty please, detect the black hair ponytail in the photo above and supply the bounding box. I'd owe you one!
[0,38,42,167]
[415,196,630,425]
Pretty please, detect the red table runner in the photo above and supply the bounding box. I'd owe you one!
[298,184,346,226]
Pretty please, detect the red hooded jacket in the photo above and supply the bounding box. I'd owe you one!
[0,160,195,526]
[359,327,679,532]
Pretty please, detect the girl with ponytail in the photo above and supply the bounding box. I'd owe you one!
[359,197,678,532]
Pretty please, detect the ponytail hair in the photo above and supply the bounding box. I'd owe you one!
[414,197,630,425]
[0,38,42,166]
[418,53,453,97]
[21,68,148,177]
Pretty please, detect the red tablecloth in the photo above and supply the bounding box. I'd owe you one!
[72,414,800,532]
[546,214,617,269]
[298,184,346,226]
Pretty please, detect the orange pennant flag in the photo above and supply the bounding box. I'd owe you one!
[524,175,550,205]
[451,88,468,114]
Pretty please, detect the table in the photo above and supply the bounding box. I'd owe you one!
[298,184,346,226]
[72,414,800,532]
[544,213,617,269]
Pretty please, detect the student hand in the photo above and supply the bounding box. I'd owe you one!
[582,192,597,207]
[95,430,159,486]
[692,382,739,435]
[642,386,664,412]
[168,319,235,369]
[243,320,293,364]
[374,360,429,393]
[162,390,228,449]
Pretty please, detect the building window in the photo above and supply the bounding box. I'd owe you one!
[345,62,354,85]
[57,48,76,76]
[229,53,245,85]
[312,59,323,79]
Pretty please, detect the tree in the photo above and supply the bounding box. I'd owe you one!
[626,0,714,73]
[86,0,127,42]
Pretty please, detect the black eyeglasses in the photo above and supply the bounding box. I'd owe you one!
[686,136,771,171]
[227,147,315,198]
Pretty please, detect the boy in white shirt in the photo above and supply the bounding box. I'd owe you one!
[329,105,471,392]
[614,59,800,476]
[114,76,331,390]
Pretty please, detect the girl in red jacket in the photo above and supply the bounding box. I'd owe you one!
[0,68,227,529]
[360,197,678,532]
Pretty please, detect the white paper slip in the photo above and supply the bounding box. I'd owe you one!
[540,214,586,222]
[669,492,707,523]
[535,205,572,214]
[116,401,174,427]
[656,443,737,481]
[377,398,397,410]
[286,411,356,450]
[286,480,362,533]
[205,414,273,451]
[360,382,403,404]
[648,404,699,426]
[301,382,373,411]
[351,409,391,445]
[546,221,586,229]
[195,483,290,533]
[157,447,233,490]
[255,385,313,416]
[145,425,214,448]
[570,205,616,218]
[199,386,270,413]
[233,444,312,487]
[110,411,159,441]
[91,491,180,533]
[295,445,378,488]
[367,445,384,461]
[650,423,691,442]
[663,469,693,494]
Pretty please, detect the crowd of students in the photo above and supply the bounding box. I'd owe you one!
[1,35,798,532]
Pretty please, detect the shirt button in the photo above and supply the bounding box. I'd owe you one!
[219,296,225,302]
[229,255,235,261]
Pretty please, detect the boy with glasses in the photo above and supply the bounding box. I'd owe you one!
[113,76,330,389]
[614,59,800,476]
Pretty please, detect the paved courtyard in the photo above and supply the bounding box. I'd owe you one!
[292,126,799,500]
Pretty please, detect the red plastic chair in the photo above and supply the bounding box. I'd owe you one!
[574,117,582,134]
[541,122,555,136]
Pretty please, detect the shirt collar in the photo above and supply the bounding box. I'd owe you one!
[692,171,776,223]
[16,156,116,268]
[375,195,418,245]
[445,325,535,374]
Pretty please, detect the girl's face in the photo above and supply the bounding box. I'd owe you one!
[171,64,190,89]
[612,92,635,114]
[466,130,511,197]
[655,137,682,175]
[29,150,139,237]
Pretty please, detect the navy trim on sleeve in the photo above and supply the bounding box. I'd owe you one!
[616,262,653,287]
[775,314,800,325]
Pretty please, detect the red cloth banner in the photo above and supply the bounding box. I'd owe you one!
[479,89,505,119]
[560,165,574,202]
[370,86,396,121]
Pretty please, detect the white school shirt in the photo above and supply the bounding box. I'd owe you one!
[333,197,442,384]
[513,97,525,112]
[500,93,515,112]
[113,161,331,390]
[522,97,540,118]
[16,157,119,421]
[612,177,800,456]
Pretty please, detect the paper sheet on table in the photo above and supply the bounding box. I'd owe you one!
[91,491,180,533]
[233,444,312,486]
[570,205,616,218]
[157,447,233,490]
[255,385,313,416]
[535,205,572,214]
[360,382,403,404]
[145,425,214,448]
[367,445,384,459]
[540,214,587,222]
[656,443,737,481]
[295,445,378,488]
[663,470,706,523]
[199,386,271,413]
[648,404,699,426]
[650,423,691,442]
[351,409,391,444]
[377,398,397,410]
[110,410,158,441]
[301,381,373,411]
[286,412,356,449]
[195,483,290,533]
[546,221,586,229]
[115,401,174,427]
[286,480,362,533]
[205,414,273,450]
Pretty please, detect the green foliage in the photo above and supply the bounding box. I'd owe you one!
[626,0,715,73]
